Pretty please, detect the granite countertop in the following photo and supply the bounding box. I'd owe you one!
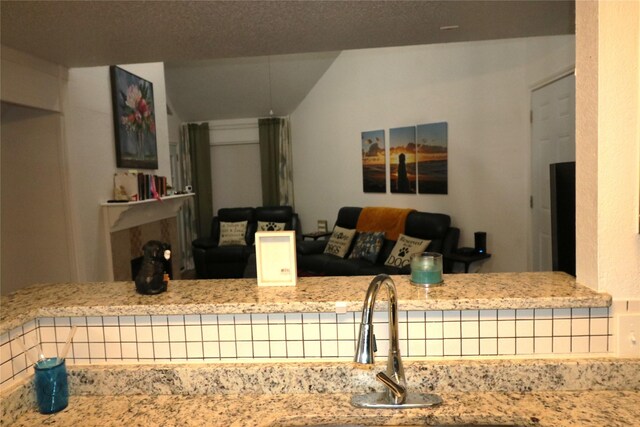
[4,358,640,427]
[8,390,640,427]
[0,272,610,335]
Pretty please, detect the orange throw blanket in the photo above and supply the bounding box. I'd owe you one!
[355,207,415,241]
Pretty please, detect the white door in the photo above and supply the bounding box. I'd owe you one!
[531,73,576,271]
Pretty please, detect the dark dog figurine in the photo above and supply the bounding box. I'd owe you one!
[135,240,171,295]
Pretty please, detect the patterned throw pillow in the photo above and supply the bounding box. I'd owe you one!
[384,234,430,268]
[219,221,248,246]
[323,226,356,258]
[349,232,385,263]
[257,221,286,232]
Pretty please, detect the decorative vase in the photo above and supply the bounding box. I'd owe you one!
[137,130,144,160]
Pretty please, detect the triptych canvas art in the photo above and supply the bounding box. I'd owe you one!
[362,122,448,195]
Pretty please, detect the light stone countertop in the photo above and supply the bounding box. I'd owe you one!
[0,272,611,336]
[3,358,640,427]
[7,390,640,427]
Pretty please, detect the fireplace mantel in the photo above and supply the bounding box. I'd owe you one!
[101,194,194,281]
[101,194,194,233]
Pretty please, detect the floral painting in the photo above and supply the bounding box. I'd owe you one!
[110,66,158,169]
[417,122,448,194]
[389,126,417,194]
[361,130,386,193]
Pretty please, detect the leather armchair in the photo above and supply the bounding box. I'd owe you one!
[255,206,301,236]
[192,207,256,279]
[192,206,301,279]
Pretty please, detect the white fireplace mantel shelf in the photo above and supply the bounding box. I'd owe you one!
[101,194,194,233]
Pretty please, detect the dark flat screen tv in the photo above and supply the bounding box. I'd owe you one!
[550,161,576,276]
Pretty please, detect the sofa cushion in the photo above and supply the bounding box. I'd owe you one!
[257,221,286,231]
[324,226,356,258]
[348,231,385,263]
[219,221,248,246]
[384,233,430,268]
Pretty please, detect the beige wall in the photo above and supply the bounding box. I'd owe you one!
[576,1,640,299]
[0,45,67,112]
[0,47,75,295]
[1,106,74,294]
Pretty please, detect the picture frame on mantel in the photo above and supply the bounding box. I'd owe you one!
[110,66,158,169]
[255,231,297,287]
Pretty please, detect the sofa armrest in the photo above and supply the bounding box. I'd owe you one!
[192,237,218,250]
[291,213,302,239]
[297,240,327,255]
[442,227,460,256]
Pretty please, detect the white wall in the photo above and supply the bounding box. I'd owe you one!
[0,47,74,295]
[209,118,263,213]
[576,1,640,299]
[63,63,172,281]
[1,106,74,294]
[291,36,575,273]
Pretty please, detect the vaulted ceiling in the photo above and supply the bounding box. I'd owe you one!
[1,1,575,120]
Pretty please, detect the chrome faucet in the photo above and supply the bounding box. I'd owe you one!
[351,274,442,409]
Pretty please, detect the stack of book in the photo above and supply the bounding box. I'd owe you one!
[113,172,169,201]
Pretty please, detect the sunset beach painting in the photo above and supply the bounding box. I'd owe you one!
[390,126,417,194]
[417,122,448,194]
[361,130,386,193]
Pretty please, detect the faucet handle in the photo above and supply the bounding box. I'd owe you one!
[372,334,377,353]
[376,371,406,404]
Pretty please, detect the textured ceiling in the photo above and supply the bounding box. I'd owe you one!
[1,1,575,121]
[1,1,574,67]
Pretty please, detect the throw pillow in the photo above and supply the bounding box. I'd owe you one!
[219,221,248,246]
[349,231,385,263]
[323,226,356,258]
[384,234,431,268]
[257,221,286,232]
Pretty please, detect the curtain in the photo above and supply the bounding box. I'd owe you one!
[178,124,197,270]
[259,117,294,206]
[178,123,213,270]
[186,123,213,238]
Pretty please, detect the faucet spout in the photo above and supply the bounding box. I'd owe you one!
[353,274,406,402]
[351,274,443,409]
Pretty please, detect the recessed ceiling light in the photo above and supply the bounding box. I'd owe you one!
[439,25,460,31]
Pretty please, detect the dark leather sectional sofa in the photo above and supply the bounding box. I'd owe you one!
[297,207,459,276]
[192,206,300,279]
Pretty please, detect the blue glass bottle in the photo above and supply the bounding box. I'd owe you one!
[34,357,68,414]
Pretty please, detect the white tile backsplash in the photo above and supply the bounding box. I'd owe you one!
[0,306,616,391]
[268,324,286,341]
[269,341,286,358]
[554,318,572,336]
[235,324,252,341]
[498,337,516,354]
[426,322,443,339]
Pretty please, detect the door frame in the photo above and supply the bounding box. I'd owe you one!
[528,66,575,271]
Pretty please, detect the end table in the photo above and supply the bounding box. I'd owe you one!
[445,250,492,273]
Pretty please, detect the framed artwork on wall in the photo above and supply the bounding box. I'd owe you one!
[361,130,386,193]
[389,126,417,194]
[417,122,448,194]
[110,66,158,169]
